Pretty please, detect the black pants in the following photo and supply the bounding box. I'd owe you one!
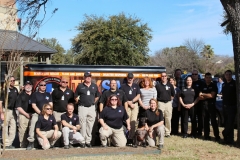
[202,102,219,138]
[171,107,180,135]
[181,106,195,135]
[194,103,203,136]
[222,105,237,143]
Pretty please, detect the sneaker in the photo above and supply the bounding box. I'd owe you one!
[101,144,107,147]
[85,143,92,148]
[127,139,133,146]
[142,142,147,148]
[5,145,15,149]
[79,143,85,148]
[159,144,164,149]
[204,136,211,141]
[64,145,69,149]
[26,142,34,150]
[165,135,171,138]
[133,144,138,148]
[182,135,188,138]
[69,144,74,148]
[50,145,56,149]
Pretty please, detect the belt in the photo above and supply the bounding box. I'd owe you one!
[79,104,94,107]
[159,100,170,103]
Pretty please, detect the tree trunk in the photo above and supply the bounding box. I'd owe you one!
[220,0,240,147]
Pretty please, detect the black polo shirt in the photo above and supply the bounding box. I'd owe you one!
[180,87,195,104]
[74,82,100,107]
[155,82,175,101]
[200,82,217,104]
[15,91,34,113]
[61,113,79,127]
[31,91,52,111]
[192,80,203,99]
[145,109,163,126]
[52,87,75,112]
[222,79,237,105]
[36,114,57,131]
[120,83,141,101]
[0,87,18,110]
[99,89,127,106]
[99,105,129,129]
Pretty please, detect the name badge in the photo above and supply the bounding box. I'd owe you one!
[61,95,64,100]
[129,90,132,95]
[87,90,90,95]
[166,86,168,90]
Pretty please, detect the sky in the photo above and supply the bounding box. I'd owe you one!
[33,0,233,56]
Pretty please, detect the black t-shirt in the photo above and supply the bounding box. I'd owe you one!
[120,83,141,101]
[180,87,195,104]
[145,109,163,126]
[36,115,57,131]
[52,87,75,112]
[99,89,127,106]
[200,82,217,104]
[74,83,100,107]
[222,79,237,105]
[155,82,175,101]
[192,80,203,100]
[99,106,129,129]
[31,91,52,111]
[15,91,34,113]
[0,87,18,110]
[61,113,80,127]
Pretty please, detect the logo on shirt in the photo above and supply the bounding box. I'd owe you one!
[46,96,49,100]
[74,118,76,120]
[203,88,207,90]
[191,89,194,91]
[183,89,187,91]
[92,87,95,89]
[15,89,17,92]
[50,119,52,122]
[81,87,85,89]
[119,110,122,113]
[66,92,69,95]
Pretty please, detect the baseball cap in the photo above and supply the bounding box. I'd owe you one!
[84,71,92,77]
[127,72,134,79]
[24,81,32,85]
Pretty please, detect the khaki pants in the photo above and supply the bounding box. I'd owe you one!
[99,125,126,147]
[62,127,84,145]
[27,113,38,142]
[2,109,17,146]
[53,111,65,130]
[18,114,30,148]
[126,103,139,139]
[78,105,96,144]
[147,125,165,146]
[37,130,62,150]
[158,101,172,135]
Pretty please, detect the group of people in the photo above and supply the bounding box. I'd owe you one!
[0,69,237,151]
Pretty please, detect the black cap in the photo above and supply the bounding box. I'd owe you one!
[127,72,134,79]
[84,71,92,77]
[24,81,32,85]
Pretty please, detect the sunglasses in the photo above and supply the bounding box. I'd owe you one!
[10,80,15,82]
[111,99,118,101]
[39,84,46,86]
[45,108,52,110]
[61,81,68,84]
[161,76,167,77]
[192,74,198,75]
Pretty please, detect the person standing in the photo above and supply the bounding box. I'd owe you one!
[138,77,157,118]
[191,70,204,137]
[36,104,61,150]
[169,77,181,135]
[199,72,220,141]
[0,76,18,149]
[120,72,141,145]
[26,81,53,150]
[74,71,100,148]
[222,70,237,144]
[15,81,34,148]
[99,79,128,112]
[217,77,224,94]
[52,78,75,128]
[155,72,175,137]
[179,77,199,138]
[99,94,130,147]
[174,69,185,90]
[61,103,84,149]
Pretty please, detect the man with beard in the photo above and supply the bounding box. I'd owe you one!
[99,80,128,112]
[26,81,53,150]
[16,81,34,148]
[0,76,18,149]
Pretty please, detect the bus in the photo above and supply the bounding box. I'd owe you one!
[23,64,166,93]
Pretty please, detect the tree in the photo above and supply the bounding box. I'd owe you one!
[220,0,240,146]
[38,38,65,64]
[72,13,152,65]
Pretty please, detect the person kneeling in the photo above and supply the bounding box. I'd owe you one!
[99,94,130,147]
[61,103,84,149]
[145,98,165,150]
[36,104,62,150]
